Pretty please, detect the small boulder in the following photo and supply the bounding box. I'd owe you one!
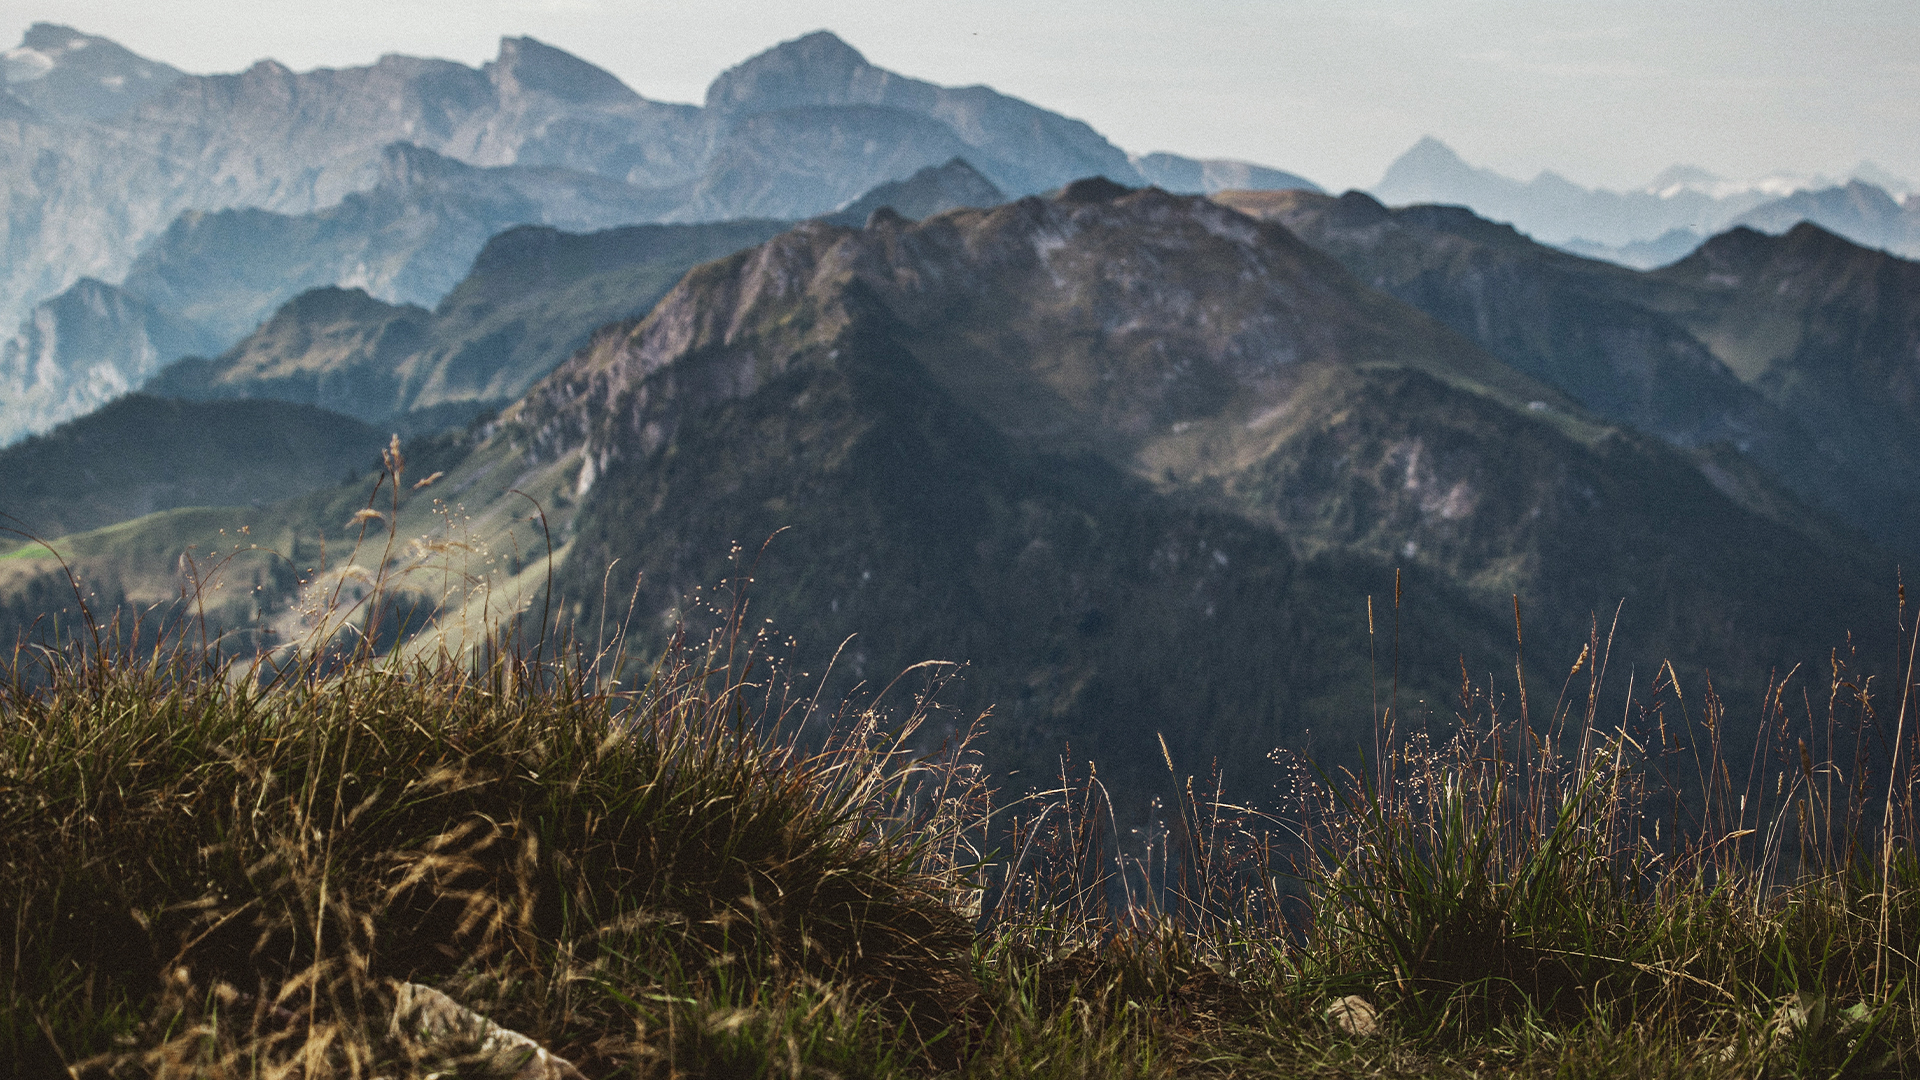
[387,981,586,1079]
[1326,994,1380,1037]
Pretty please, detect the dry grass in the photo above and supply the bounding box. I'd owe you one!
[4,448,1919,1078]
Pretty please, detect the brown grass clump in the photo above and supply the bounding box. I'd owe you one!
[0,582,995,1076]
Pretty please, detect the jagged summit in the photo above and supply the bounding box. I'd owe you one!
[1678,218,1894,276]
[704,30,884,112]
[486,35,639,104]
[2,22,185,120]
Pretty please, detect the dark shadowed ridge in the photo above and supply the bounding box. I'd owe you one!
[0,394,384,540]
[494,183,1889,801]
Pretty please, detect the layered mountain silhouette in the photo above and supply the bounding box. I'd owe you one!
[119,142,688,348]
[0,24,1316,445]
[1731,181,1920,258]
[0,181,1898,805]
[1372,137,1771,247]
[822,158,1005,227]
[1373,136,1918,260]
[0,278,224,444]
[145,218,793,426]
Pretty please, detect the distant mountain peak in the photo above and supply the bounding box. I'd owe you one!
[3,22,185,120]
[1401,136,1465,166]
[704,29,886,113]
[486,35,638,104]
[1375,136,1498,201]
[13,22,92,61]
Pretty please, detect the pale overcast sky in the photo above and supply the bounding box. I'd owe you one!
[6,0,1917,192]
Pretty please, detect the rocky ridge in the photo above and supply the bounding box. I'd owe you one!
[492,185,1885,787]
[1213,188,1915,555]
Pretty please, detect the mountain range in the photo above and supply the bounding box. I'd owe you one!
[0,23,1317,446]
[143,216,795,427]
[2,22,1914,808]
[5,180,1899,806]
[1374,136,1920,265]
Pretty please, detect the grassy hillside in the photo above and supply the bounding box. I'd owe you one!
[0,394,386,542]
[4,573,1917,1078]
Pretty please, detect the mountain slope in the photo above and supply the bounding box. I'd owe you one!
[501,184,1887,787]
[1634,223,1920,545]
[116,141,682,349]
[145,287,433,422]
[1210,189,1895,552]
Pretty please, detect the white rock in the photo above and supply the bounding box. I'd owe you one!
[1326,994,1380,1037]
[387,981,586,1080]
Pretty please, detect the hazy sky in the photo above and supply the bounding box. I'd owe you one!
[8,0,1918,192]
